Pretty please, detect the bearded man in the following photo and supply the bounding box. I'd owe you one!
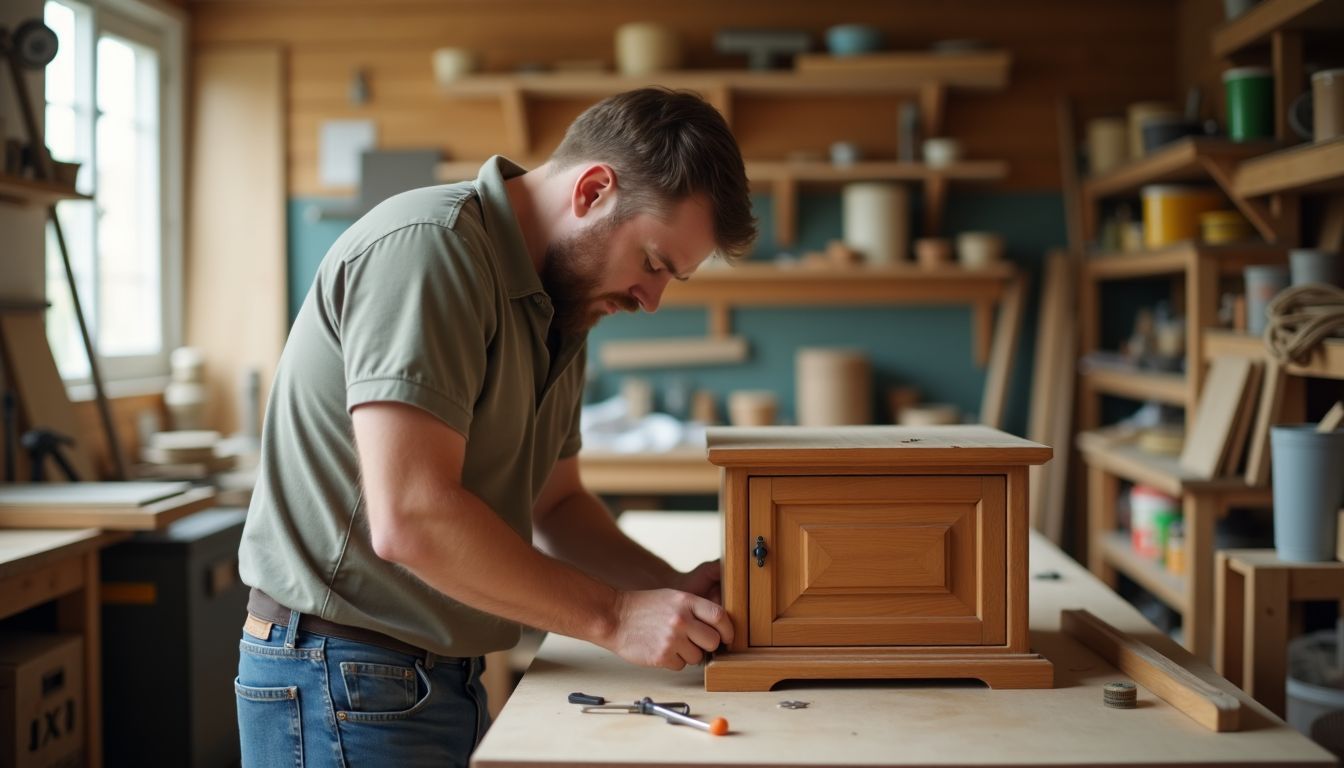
[234,87,756,767]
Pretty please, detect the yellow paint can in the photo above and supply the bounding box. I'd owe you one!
[1141,185,1225,249]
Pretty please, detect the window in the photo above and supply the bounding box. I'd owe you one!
[43,0,183,387]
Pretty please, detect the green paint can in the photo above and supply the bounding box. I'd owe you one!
[1223,66,1274,141]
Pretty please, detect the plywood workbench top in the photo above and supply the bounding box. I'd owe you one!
[469,513,1332,768]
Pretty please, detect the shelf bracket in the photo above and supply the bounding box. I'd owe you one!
[772,175,798,248]
[706,84,733,127]
[708,302,732,339]
[1198,155,1283,244]
[923,174,948,236]
[919,84,947,140]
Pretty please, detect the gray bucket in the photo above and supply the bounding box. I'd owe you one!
[1287,627,1344,759]
[1271,426,1344,562]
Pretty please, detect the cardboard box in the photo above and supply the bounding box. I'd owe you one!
[0,633,83,768]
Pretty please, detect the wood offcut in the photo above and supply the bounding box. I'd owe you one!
[1061,608,1241,732]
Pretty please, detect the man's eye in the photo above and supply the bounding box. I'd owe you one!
[644,257,658,273]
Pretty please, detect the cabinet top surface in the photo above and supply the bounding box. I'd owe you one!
[705,425,1051,468]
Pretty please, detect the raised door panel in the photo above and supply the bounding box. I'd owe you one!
[748,475,1006,647]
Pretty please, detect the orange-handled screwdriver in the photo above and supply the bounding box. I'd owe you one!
[636,697,729,736]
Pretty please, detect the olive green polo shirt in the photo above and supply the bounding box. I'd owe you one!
[238,156,587,657]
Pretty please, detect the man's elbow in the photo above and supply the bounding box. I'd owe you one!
[368,503,430,567]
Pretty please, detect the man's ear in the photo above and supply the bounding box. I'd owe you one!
[571,163,617,219]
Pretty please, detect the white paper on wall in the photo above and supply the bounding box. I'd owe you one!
[318,119,376,187]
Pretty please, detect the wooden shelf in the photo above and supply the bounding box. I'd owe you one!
[1082,242,1285,281]
[746,159,1007,185]
[1082,137,1276,201]
[658,263,1016,366]
[437,53,1011,98]
[1098,531,1189,611]
[1211,0,1344,58]
[1081,366,1189,406]
[663,262,1015,307]
[1077,427,1272,496]
[1232,136,1344,197]
[1204,328,1344,380]
[0,173,90,207]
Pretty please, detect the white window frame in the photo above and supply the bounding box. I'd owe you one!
[46,0,184,397]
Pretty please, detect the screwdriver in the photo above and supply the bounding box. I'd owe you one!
[636,697,729,736]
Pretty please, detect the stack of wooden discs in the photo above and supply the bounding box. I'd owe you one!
[1103,681,1137,709]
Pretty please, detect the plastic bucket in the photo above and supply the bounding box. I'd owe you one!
[1270,426,1344,562]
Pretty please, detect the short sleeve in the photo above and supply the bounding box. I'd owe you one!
[338,223,495,438]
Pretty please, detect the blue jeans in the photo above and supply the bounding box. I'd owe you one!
[235,610,490,767]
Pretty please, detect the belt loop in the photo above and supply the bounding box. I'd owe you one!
[424,651,437,670]
[284,609,301,649]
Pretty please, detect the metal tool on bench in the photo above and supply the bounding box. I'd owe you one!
[571,693,730,736]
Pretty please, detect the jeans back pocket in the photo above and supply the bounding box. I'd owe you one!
[235,680,302,768]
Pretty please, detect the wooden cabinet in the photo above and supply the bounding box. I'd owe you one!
[705,425,1053,691]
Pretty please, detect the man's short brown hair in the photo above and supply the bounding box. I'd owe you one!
[548,87,756,261]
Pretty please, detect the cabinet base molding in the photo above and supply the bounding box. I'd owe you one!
[705,650,1054,691]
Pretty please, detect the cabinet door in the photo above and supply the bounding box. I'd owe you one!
[747,475,1006,647]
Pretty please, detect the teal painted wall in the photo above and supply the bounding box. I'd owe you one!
[287,191,1067,438]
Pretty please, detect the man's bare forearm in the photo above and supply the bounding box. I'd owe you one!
[533,489,678,590]
[377,482,623,646]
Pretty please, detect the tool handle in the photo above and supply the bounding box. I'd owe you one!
[567,692,605,705]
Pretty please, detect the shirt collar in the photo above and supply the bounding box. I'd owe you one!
[473,155,545,300]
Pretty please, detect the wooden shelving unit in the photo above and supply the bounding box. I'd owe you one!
[437,53,1013,245]
[0,173,90,207]
[660,262,1016,366]
[1078,428,1274,659]
[1073,17,1323,659]
[1078,138,1289,433]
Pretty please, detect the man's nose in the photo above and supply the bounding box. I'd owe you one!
[635,276,669,313]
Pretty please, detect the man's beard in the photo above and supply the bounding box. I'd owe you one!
[540,216,637,337]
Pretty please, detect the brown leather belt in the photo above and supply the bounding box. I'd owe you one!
[247,587,455,662]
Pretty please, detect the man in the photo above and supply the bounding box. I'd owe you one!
[234,87,756,767]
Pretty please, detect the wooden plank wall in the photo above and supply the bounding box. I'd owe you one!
[186,47,287,435]
[189,0,1180,196]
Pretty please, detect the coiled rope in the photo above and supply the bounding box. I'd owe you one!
[1264,283,1344,365]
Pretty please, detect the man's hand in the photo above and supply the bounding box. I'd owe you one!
[606,589,734,670]
[671,560,722,604]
